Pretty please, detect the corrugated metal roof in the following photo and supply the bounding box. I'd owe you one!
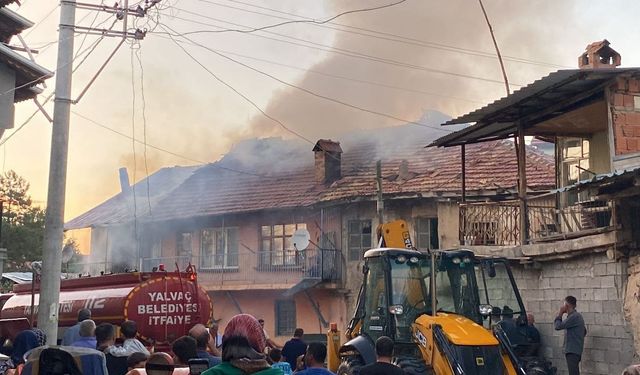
[551,167,640,194]
[2,272,32,283]
[430,68,640,147]
[0,43,53,87]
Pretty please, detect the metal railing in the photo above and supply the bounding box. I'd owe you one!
[460,198,614,246]
[67,248,343,286]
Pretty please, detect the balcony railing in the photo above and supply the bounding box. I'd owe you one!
[460,198,614,246]
[67,248,343,287]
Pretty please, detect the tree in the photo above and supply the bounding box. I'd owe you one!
[0,170,46,270]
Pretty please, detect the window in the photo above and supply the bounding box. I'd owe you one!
[200,228,239,269]
[275,300,296,336]
[348,220,372,261]
[416,217,439,250]
[260,223,307,266]
[560,138,591,205]
[176,232,192,257]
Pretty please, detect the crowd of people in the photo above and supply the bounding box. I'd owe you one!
[0,312,409,375]
[5,298,633,375]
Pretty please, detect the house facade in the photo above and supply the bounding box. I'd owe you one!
[431,41,640,375]
[66,123,554,343]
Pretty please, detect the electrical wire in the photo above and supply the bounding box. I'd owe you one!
[150,33,485,105]
[0,35,107,146]
[135,45,152,215]
[181,0,407,35]
[70,111,280,178]
[159,24,454,132]
[198,0,571,69]
[130,46,140,262]
[162,27,316,145]
[157,8,524,87]
[24,4,60,38]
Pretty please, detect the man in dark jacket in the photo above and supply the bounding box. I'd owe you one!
[96,323,129,375]
[189,324,221,368]
[360,336,404,375]
[554,296,586,375]
[281,328,306,371]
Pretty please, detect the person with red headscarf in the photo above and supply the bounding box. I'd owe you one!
[201,314,282,375]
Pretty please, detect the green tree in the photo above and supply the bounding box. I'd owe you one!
[0,170,45,270]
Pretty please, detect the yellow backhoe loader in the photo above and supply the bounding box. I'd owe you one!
[327,220,554,375]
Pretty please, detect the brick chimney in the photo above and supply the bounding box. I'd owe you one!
[579,40,621,69]
[313,139,342,185]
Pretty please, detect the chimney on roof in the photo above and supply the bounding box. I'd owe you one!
[313,139,342,185]
[119,167,131,194]
[579,40,621,69]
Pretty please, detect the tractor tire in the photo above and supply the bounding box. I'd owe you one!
[337,356,364,375]
[393,356,432,375]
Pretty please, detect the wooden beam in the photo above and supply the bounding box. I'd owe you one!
[461,144,466,203]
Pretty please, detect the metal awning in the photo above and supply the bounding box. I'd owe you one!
[430,68,640,147]
[551,167,640,194]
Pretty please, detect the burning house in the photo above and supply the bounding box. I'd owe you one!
[66,117,554,343]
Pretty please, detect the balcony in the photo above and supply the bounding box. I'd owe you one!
[67,248,343,290]
[460,197,615,246]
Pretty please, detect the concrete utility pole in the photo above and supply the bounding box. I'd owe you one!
[38,0,76,344]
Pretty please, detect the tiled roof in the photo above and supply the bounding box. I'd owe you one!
[65,166,199,230]
[67,121,555,228]
[146,126,554,222]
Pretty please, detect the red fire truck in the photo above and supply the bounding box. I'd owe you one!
[0,267,212,350]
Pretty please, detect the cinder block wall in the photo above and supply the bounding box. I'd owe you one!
[511,253,636,375]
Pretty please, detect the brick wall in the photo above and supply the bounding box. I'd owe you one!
[512,253,636,375]
[610,77,640,155]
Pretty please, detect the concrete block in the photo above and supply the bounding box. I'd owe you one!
[550,277,563,288]
[594,361,610,374]
[594,288,607,301]
[594,263,608,276]
[575,277,588,288]
[600,275,615,287]
[589,300,603,313]
[603,301,622,313]
[606,287,620,300]
[587,277,601,288]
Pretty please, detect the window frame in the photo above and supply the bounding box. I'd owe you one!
[347,219,372,261]
[200,227,239,270]
[176,231,193,257]
[415,217,439,250]
[259,223,307,267]
[275,300,296,336]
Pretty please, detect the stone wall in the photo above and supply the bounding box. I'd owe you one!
[512,253,636,375]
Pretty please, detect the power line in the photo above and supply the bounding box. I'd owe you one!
[158,7,524,87]
[150,33,485,105]
[134,45,152,215]
[160,24,454,132]
[182,0,407,35]
[160,25,317,145]
[70,111,279,178]
[0,35,106,146]
[196,0,571,69]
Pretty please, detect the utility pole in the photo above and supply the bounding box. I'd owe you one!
[38,0,76,345]
[39,0,147,344]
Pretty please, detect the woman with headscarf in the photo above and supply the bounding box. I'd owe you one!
[201,314,282,375]
[0,329,46,375]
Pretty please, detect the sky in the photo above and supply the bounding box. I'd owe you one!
[3,0,640,221]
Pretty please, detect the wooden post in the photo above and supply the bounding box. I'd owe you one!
[461,145,467,203]
[517,122,528,245]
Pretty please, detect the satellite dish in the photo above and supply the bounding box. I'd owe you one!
[61,244,75,264]
[292,229,310,251]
